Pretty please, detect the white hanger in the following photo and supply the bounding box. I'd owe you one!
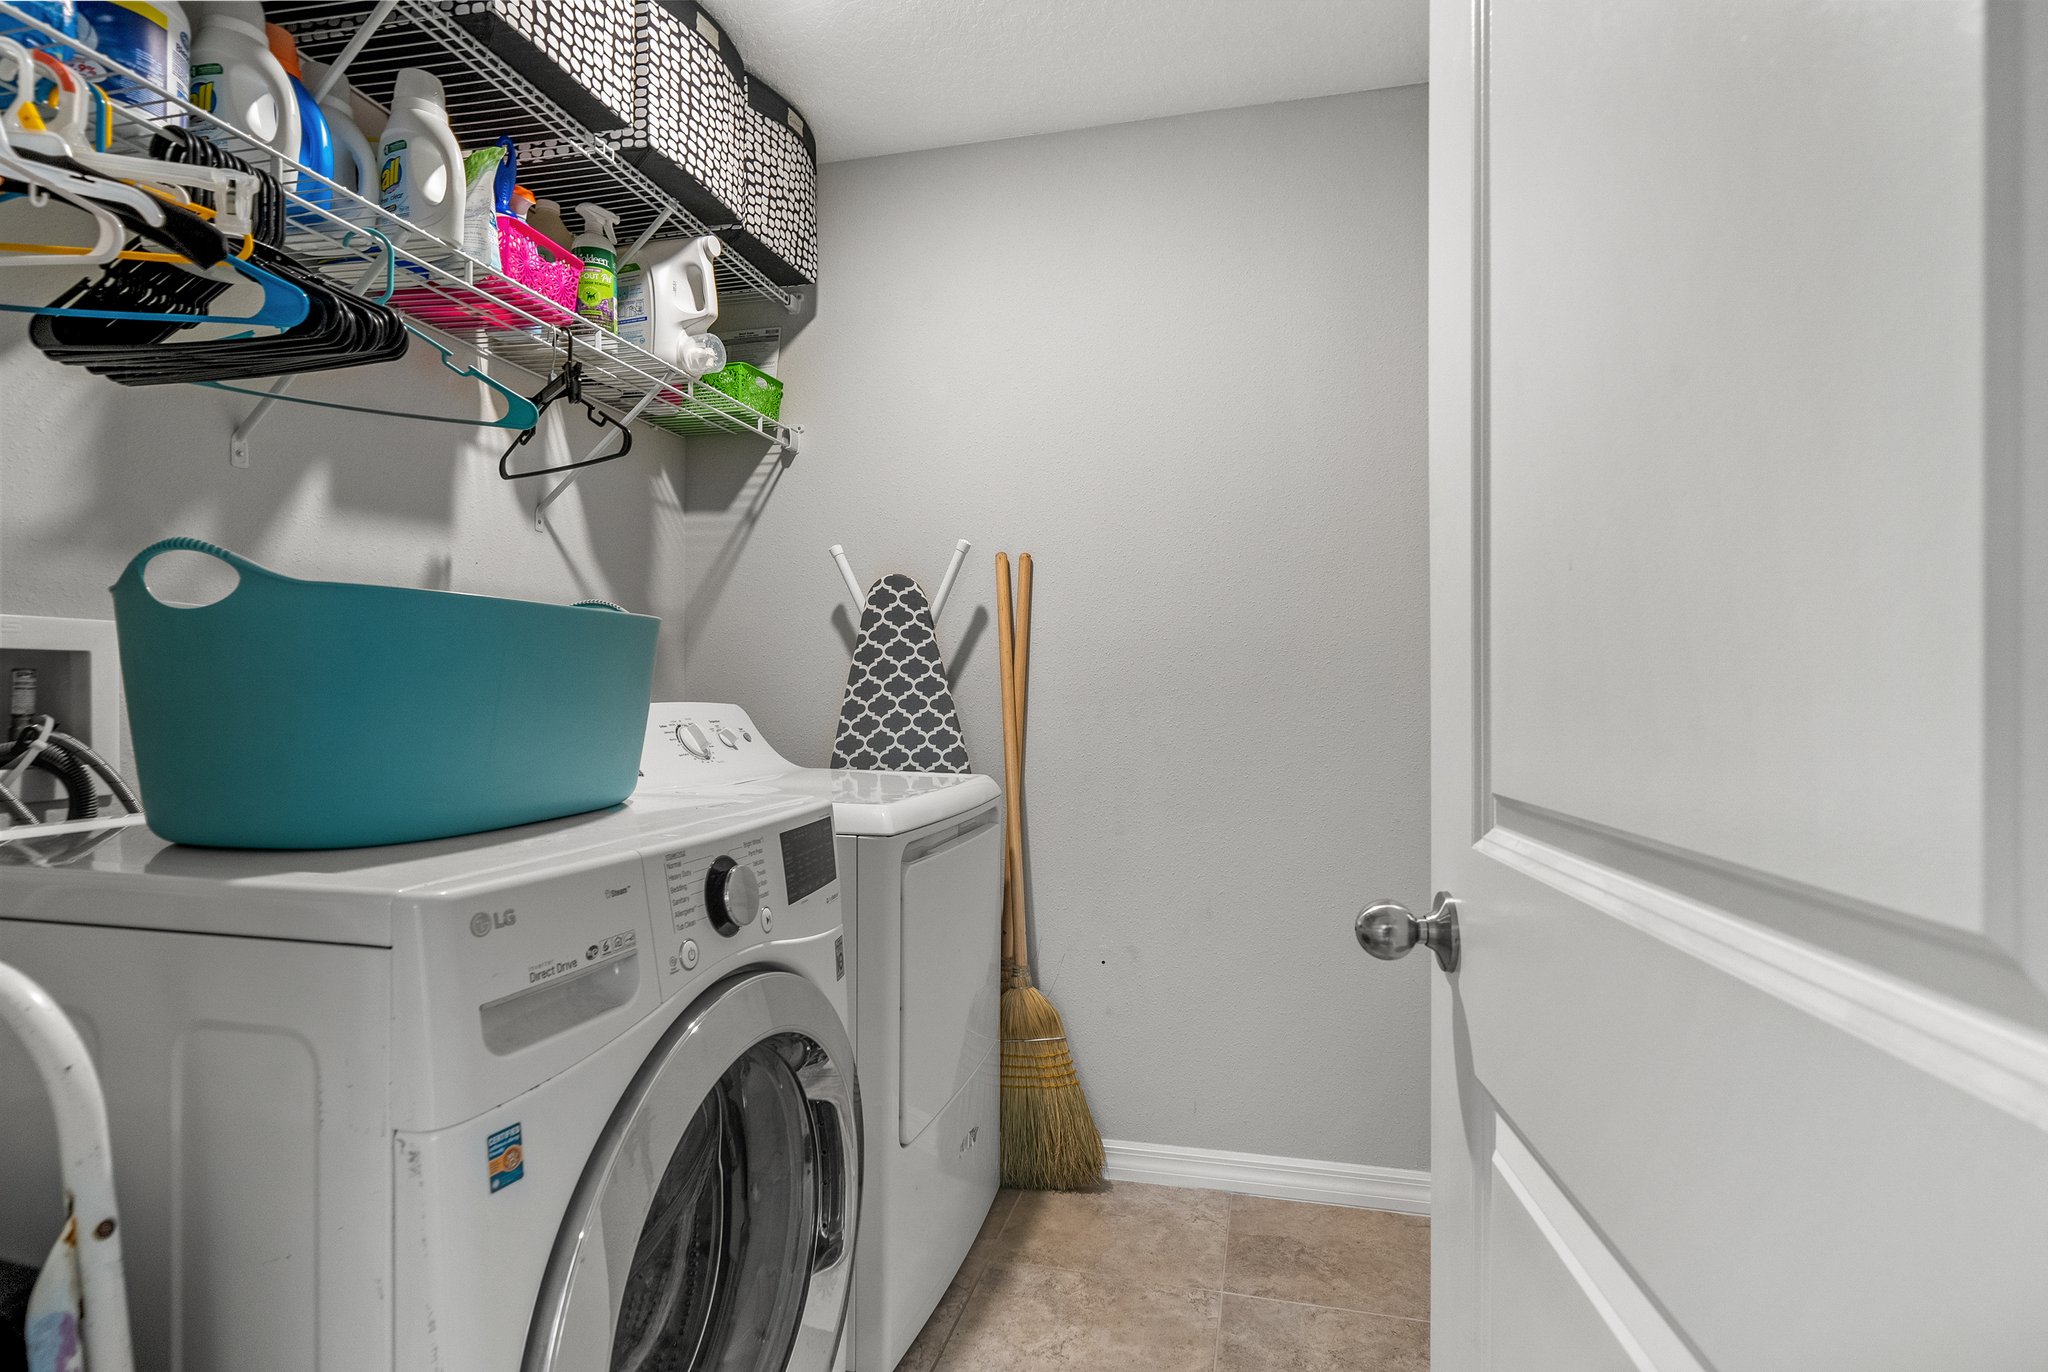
[1,47,167,225]
[0,40,126,268]
[1,43,259,248]
[41,62,259,242]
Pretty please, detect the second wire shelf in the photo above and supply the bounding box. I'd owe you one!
[0,0,799,470]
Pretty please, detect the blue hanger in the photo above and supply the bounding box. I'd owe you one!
[0,245,312,330]
[190,225,546,431]
[2,181,397,333]
[201,327,543,431]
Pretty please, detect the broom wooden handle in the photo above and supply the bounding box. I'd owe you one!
[1010,553,1034,980]
[1014,554,1032,759]
[996,554,1026,976]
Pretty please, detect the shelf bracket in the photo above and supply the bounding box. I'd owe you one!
[534,386,663,530]
[227,256,390,467]
[309,0,399,100]
[229,378,295,468]
[622,207,675,265]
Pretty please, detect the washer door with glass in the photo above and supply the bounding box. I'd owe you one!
[523,970,860,1372]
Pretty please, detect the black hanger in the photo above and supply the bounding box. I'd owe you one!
[498,334,636,480]
[21,132,277,350]
[28,138,410,385]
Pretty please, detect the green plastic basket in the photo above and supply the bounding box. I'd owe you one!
[649,362,784,440]
[704,362,783,420]
[111,538,659,849]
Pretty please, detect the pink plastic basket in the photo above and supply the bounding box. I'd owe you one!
[497,214,582,314]
[391,215,584,332]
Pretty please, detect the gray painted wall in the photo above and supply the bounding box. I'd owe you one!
[683,87,1431,1169]
[0,284,700,716]
[0,85,1428,1173]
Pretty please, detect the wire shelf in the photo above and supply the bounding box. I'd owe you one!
[0,1,797,452]
[267,0,797,310]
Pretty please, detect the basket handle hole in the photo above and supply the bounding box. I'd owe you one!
[144,550,241,607]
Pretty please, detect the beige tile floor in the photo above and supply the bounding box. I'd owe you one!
[894,1182,1430,1372]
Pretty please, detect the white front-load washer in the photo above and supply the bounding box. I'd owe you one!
[0,790,859,1372]
[639,703,1002,1372]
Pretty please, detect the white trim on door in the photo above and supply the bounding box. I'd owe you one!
[1101,1139,1430,1215]
[1482,826,2048,1136]
[1491,1119,1707,1372]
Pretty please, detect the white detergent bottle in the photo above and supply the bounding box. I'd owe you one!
[379,68,464,243]
[618,234,722,364]
[572,203,621,331]
[188,6,299,180]
[529,196,573,248]
[301,55,376,200]
[74,0,191,110]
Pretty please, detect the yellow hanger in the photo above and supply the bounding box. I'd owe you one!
[118,231,256,266]
[1,104,255,266]
[0,101,99,257]
[0,231,255,262]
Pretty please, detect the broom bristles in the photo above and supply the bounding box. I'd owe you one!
[1000,980,1105,1190]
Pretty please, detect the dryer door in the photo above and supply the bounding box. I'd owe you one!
[522,970,859,1372]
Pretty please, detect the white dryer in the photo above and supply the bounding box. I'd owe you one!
[639,703,1002,1372]
[0,791,859,1372]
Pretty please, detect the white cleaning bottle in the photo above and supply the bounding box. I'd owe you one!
[379,68,464,243]
[189,6,299,180]
[572,203,621,331]
[300,55,377,200]
[529,196,573,248]
[617,234,722,364]
[74,0,191,110]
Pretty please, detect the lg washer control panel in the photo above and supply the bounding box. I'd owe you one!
[396,800,841,1126]
[637,804,842,1001]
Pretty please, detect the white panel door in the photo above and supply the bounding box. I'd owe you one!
[1403,2,2048,1368]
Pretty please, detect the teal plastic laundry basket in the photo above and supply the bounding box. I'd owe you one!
[111,538,659,849]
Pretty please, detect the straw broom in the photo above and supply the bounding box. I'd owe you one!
[996,551,1105,1190]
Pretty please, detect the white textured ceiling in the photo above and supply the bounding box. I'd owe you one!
[713,0,1428,163]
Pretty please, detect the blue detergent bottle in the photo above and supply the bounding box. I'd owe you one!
[266,21,333,211]
[0,2,75,53]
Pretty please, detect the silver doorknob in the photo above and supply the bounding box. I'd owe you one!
[1354,891,1460,974]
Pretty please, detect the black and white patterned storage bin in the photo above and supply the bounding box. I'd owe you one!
[442,0,635,131]
[730,77,818,287]
[603,0,746,226]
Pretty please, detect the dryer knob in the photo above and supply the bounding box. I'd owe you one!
[705,855,761,936]
[674,722,712,759]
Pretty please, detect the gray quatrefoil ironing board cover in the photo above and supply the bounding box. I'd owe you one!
[832,573,971,772]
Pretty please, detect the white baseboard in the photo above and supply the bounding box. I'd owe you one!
[1100,1139,1430,1215]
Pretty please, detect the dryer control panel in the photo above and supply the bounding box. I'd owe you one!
[641,703,793,787]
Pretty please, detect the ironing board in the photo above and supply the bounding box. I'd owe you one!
[831,573,972,772]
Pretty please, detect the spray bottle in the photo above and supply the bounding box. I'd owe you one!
[573,202,621,332]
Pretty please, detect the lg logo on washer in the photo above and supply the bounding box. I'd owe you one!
[470,908,517,938]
